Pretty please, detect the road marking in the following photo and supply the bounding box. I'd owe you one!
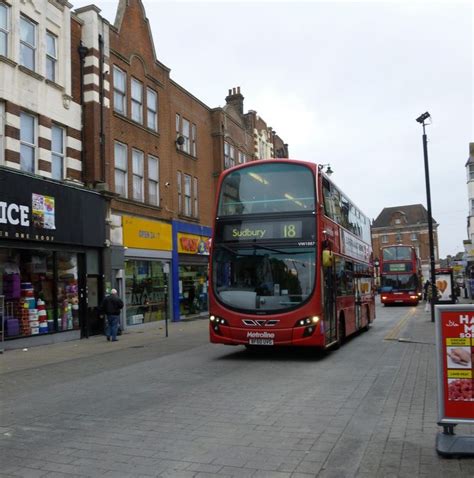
[384,309,416,341]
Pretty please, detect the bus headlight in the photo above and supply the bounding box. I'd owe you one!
[296,316,320,327]
[209,315,227,325]
[381,295,387,300]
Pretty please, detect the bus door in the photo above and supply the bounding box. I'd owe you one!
[322,250,337,343]
[354,276,362,330]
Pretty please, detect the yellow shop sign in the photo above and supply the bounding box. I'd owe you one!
[123,216,172,250]
[178,232,210,255]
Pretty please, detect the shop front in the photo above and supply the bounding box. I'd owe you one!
[0,169,106,347]
[122,215,172,326]
[172,221,211,321]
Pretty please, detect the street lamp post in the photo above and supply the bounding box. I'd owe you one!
[416,112,436,323]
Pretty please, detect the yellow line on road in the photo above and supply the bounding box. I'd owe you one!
[384,308,416,341]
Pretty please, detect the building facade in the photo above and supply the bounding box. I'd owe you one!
[371,204,439,282]
[0,0,107,346]
[0,0,290,346]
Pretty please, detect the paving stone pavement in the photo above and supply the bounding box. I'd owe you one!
[1,300,473,477]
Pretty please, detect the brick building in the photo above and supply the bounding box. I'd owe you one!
[73,0,289,326]
[0,0,107,345]
[371,204,439,281]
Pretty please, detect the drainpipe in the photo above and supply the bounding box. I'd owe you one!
[99,34,106,184]
[78,41,89,184]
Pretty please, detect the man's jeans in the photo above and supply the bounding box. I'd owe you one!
[106,315,120,341]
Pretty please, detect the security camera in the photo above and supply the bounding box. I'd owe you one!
[165,182,170,187]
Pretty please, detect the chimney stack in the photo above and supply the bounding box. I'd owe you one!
[225,86,245,115]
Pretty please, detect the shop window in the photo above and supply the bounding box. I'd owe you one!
[46,31,57,82]
[124,259,168,325]
[178,264,208,318]
[0,249,80,338]
[20,15,36,71]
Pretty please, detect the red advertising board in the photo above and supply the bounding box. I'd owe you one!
[435,306,474,423]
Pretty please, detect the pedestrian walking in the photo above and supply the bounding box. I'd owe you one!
[100,289,124,342]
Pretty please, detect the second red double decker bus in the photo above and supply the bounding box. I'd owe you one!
[379,245,422,306]
[209,159,375,350]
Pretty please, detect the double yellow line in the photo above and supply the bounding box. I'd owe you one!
[384,308,416,341]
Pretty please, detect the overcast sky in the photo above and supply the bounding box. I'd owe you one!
[72,0,472,258]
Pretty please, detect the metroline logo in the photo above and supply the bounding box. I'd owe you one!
[246,331,275,339]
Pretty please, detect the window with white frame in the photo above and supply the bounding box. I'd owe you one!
[238,151,246,164]
[20,112,36,173]
[51,125,64,180]
[381,234,388,243]
[20,15,36,70]
[184,174,192,216]
[132,149,144,201]
[131,78,143,123]
[46,31,57,82]
[177,171,182,213]
[0,2,9,57]
[191,123,196,157]
[396,232,402,242]
[410,232,417,241]
[470,199,474,216]
[182,118,190,154]
[114,141,128,197]
[148,155,159,206]
[193,177,198,217]
[113,66,126,115]
[146,88,157,131]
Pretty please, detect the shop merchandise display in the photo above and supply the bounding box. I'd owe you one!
[0,250,81,338]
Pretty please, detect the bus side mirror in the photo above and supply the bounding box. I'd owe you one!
[322,250,333,267]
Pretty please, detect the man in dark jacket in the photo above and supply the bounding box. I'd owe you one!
[100,289,124,342]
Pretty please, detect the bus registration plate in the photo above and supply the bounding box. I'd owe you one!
[249,338,274,345]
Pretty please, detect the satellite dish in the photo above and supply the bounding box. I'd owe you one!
[176,135,185,146]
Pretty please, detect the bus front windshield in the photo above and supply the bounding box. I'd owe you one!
[213,245,315,312]
[218,162,315,216]
[381,274,419,291]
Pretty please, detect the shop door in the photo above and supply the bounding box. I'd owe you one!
[86,276,102,335]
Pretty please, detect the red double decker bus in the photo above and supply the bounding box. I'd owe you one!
[209,159,375,350]
[379,245,422,305]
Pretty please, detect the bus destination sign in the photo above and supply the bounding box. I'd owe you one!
[222,220,304,241]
